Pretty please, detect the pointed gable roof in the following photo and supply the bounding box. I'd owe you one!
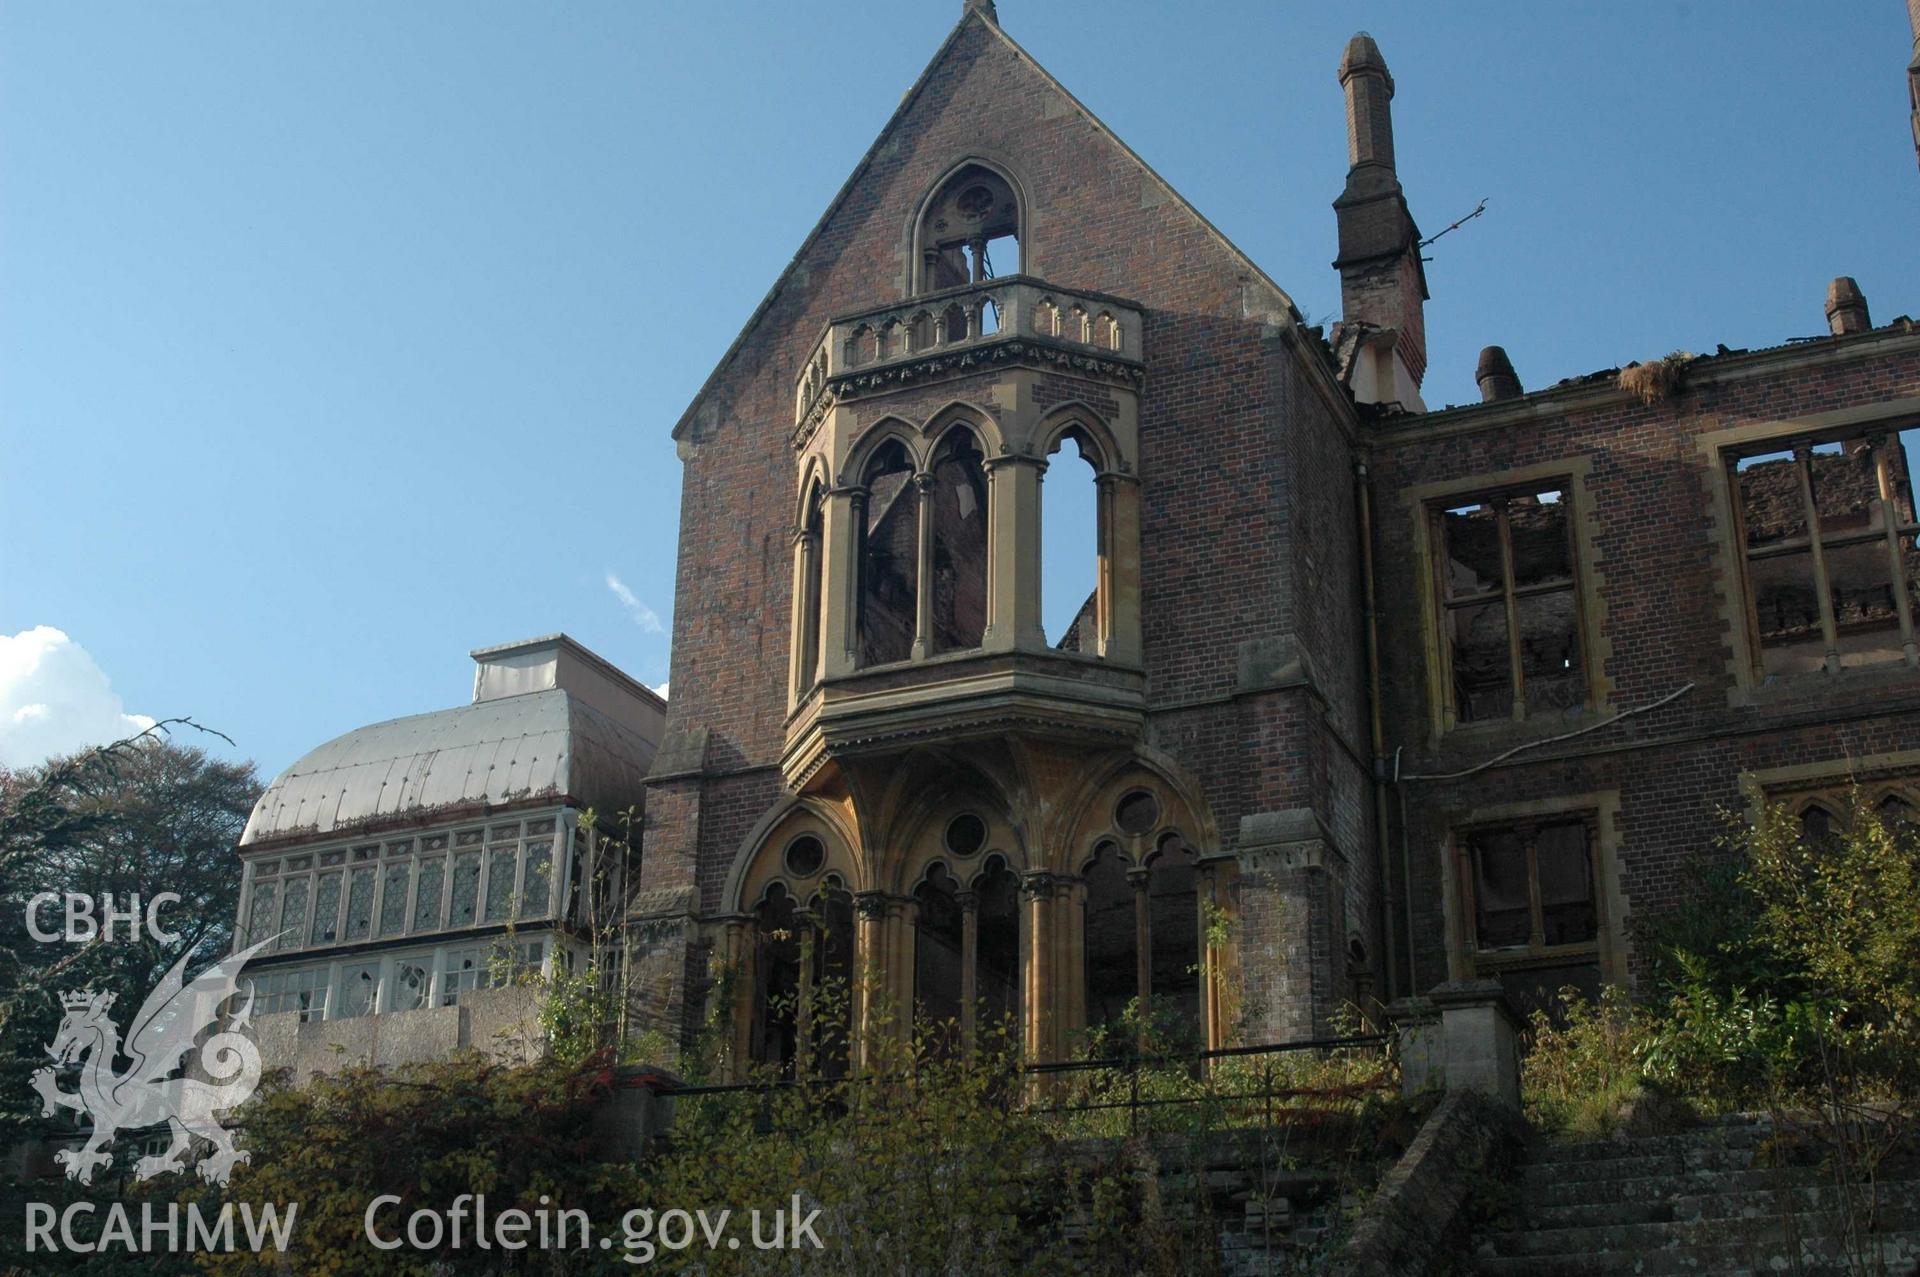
[669,7,1312,442]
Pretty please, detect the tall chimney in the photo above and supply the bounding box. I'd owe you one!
[1332,33,1429,412]
[1826,277,1872,335]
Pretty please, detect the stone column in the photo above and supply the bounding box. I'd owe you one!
[889,896,917,1040]
[983,454,1046,653]
[958,891,979,1053]
[910,473,936,660]
[821,484,867,678]
[852,891,888,1067]
[1020,872,1055,1061]
[1101,472,1144,664]
[1054,876,1085,1050]
[787,526,822,703]
[1127,865,1152,1016]
[716,915,754,1082]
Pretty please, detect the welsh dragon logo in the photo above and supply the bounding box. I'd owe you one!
[31,939,270,1185]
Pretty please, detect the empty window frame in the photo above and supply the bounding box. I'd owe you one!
[1457,816,1600,960]
[1728,431,1920,677]
[1432,486,1585,724]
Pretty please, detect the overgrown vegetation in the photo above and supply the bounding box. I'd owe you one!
[1523,798,1920,1138]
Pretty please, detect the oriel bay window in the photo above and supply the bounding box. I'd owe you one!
[1729,431,1920,677]
[1432,486,1586,725]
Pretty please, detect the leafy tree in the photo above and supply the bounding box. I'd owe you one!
[0,728,260,1142]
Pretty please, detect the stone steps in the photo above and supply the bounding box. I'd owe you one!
[1522,1177,1920,1230]
[1473,1117,1920,1276]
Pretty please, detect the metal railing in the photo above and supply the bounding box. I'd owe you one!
[657,1032,1395,1136]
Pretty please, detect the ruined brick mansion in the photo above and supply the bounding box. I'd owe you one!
[234,2,1920,1076]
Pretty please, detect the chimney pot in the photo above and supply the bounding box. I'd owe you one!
[1826,276,1872,336]
[1475,346,1524,402]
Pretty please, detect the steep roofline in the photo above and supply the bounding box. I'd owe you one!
[669,9,1310,442]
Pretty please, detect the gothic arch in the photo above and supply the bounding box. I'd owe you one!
[722,794,866,914]
[843,418,925,484]
[1035,402,1126,475]
[907,155,1031,295]
[1051,745,1219,874]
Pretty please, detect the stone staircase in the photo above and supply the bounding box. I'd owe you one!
[1473,1114,1920,1276]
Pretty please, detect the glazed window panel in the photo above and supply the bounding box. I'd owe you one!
[309,871,343,946]
[518,840,553,919]
[1432,487,1586,724]
[378,861,411,938]
[278,877,309,950]
[1461,817,1598,957]
[344,867,375,941]
[246,882,278,951]
[1730,431,1920,677]
[337,964,379,1018]
[390,960,429,1012]
[449,852,481,927]
[412,858,445,932]
[484,846,518,922]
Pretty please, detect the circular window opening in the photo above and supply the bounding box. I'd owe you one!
[1114,790,1160,837]
[944,813,988,857]
[783,835,825,878]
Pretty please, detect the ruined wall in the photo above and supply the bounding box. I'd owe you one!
[1366,329,1920,996]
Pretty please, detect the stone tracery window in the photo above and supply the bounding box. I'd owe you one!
[851,429,990,669]
[792,480,825,697]
[858,439,919,667]
[915,163,1020,294]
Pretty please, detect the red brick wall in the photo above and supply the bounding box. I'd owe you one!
[1367,338,1920,991]
[652,15,1374,1040]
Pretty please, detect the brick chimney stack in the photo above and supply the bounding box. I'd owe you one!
[1826,277,1872,335]
[1332,33,1429,412]
[1476,346,1524,402]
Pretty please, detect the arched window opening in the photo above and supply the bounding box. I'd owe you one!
[978,298,1000,335]
[929,431,989,653]
[914,864,965,1055]
[1799,801,1838,844]
[1043,431,1103,652]
[974,857,1021,1038]
[916,164,1020,294]
[1146,833,1201,1036]
[1876,792,1917,828]
[794,482,825,695]
[751,884,802,1076]
[858,440,919,667]
[1082,842,1137,1034]
[808,882,855,1079]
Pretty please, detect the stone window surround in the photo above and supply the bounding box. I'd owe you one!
[237,807,576,958]
[1737,748,1920,828]
[1403,456,1614,741]
[1439,789,1628,989]
[1698,397,1920,706]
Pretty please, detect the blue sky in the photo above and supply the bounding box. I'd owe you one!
[2,2,1916,780]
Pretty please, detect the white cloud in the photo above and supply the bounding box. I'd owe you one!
[604,572,663,634]
[649,680,669,699]
[0,627,156,769]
